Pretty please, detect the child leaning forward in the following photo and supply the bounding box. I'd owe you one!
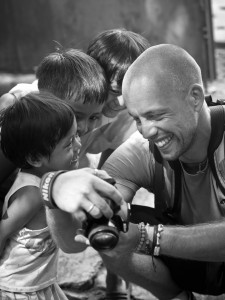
[0,91,81,299]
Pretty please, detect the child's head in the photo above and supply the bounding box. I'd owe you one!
[0,91,81,174]
[36,48,108,136]
[87,28,150,118]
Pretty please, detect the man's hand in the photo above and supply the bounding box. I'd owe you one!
[51,168,123,223]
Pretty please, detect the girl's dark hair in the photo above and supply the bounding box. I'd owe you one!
[36,48,108,105]
[87,28,150,87]
[0,91,75,169]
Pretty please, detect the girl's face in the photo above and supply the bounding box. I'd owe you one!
[43,118,81,171]
[102,79,126,118]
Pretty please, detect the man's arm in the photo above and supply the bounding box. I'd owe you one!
[159,221,225,261]
[105,220,225,262]
[45,208,87,253]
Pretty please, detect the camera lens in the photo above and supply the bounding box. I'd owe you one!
[88,224,119,250]
[83,177,129,251]
[87,217,120,251]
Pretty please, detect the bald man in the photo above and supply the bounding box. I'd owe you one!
[100,44,225,298]
[43,44,225,299]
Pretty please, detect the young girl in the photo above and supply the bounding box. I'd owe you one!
[0,91,81,299]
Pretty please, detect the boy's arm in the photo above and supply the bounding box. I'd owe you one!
[0,93,16,111]
[0,148,16,184]
[0,186,43,255]
[0,93,18,184]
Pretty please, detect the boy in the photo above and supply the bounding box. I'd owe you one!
[0,48,108,205]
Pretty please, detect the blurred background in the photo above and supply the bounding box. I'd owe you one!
[0,0,224,96]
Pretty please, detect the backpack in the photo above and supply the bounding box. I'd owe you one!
[130,95,225,225]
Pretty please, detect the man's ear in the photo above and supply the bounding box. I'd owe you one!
[26,155,44,168]
[188,84,204,112]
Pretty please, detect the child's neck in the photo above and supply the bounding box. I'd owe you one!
[21,167,45,179]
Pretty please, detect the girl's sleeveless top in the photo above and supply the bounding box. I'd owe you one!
[0,172,59,293]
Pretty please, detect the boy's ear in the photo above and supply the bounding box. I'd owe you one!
[26,155,44,167]
[188,84,204,112]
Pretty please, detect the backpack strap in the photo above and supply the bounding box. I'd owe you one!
[153,144,167,212]
[153,144,182,219]
[208,105,225,194]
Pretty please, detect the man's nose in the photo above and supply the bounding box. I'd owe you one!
[140,122,158,140]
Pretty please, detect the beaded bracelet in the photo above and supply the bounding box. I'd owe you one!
[134,223,153,255]
[40,170,66,209]
[153,224,164,256]
[134,222,146,252]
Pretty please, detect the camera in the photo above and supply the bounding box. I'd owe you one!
[82,177,130,251]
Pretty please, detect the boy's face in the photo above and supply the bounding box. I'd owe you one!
[102,79,126,118]
[72,100,104,136]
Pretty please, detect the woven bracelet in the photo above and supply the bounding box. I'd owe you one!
[145,223,154,255]
[153,224,164,256]
[40,170,66,209]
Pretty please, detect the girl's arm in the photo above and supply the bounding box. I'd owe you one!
[0,186,43,255]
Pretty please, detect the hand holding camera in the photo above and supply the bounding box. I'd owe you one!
[82,178,130,251]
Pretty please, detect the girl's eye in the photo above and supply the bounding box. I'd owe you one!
[67,141,73,148]
[136,119,141,125]
[109,89,121,96]
[133,117,141,125]
[66,137,74,148]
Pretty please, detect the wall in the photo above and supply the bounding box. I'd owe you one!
[0,0,214,83]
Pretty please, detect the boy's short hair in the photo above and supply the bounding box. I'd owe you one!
[87,28,150,87]
[0,91,75,169]
[36,48,108,105]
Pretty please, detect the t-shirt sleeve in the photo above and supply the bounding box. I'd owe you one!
[85,110,137,154]
[9,80,38,100]
[103,131,155,194]
[99,110,137,150]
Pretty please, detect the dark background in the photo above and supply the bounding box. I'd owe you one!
[0,0,216,85]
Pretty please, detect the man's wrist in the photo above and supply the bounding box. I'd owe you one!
[40,170,66,209]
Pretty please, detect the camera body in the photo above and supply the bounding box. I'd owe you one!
[83,178,130,251]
